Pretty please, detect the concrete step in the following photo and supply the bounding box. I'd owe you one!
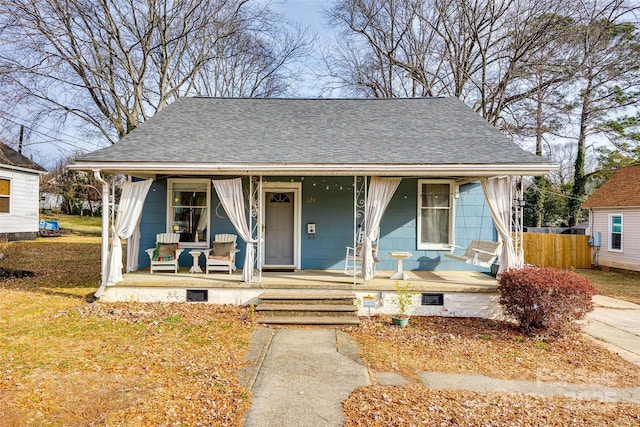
[259,291,356,304]
[257,291,360,326]
[256,303,358,313]
[257,303,358,317]
[258,315,361,326]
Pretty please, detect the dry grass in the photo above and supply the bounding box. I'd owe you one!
[0,237,255,426]
[576,268,640,305]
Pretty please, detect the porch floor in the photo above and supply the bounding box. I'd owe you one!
[116,268,498,293]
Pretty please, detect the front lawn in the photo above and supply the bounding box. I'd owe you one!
[0,238,255,426]
[576,268,640,305]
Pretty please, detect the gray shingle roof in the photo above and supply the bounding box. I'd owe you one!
[74,97,550,168]
[0,142,47,172]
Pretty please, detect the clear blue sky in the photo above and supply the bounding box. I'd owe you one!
[273,0,327,34]
[273,0,332,97]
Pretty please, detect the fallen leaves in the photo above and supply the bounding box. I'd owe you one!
[347,315,640,387]
[344,385,640,426]
[344,316,640,426]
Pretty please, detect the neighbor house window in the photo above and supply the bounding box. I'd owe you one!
[609,214,622,251]
[0,178,10,213]
[167,179,210,246]
[418,180,455,250]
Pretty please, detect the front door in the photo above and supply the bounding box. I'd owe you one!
[264,191,295,266]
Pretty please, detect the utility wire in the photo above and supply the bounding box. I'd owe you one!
[0,110,93,145]
[0,113,101,153]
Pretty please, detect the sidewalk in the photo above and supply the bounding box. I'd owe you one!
[582,295,640,367]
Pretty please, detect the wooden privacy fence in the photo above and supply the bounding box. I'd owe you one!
[520,233,591,269]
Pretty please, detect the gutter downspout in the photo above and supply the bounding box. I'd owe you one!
[92,171,109,301]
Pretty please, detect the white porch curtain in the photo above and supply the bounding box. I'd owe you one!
[212,178,254,282]
[125,217,142,273]
[103,179,153,293]
[481,177,522,274]
[362,176,402,280]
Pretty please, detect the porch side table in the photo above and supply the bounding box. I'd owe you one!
[189,250,203,273]
[389,251,412,280]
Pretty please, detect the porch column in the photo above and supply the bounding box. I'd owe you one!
[513,177,525,267]
[250,175,262,283]
[93,171,109,297]
[351,176,367,284]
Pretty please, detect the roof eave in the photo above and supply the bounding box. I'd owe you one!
[0,163,47,175]
[69,161,557,177]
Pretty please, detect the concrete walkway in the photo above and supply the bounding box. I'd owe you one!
[582,295,640,367]
[239,297,640,426]
[419,372,640,403]
[240,329,369,427]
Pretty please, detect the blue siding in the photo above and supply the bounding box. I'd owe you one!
[301,177,354,269]
[138,177,497,272]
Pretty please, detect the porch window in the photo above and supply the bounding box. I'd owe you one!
[167,179,210,246]
[417,180,454,250]
[0,178,9,213]
[609,214,622,251]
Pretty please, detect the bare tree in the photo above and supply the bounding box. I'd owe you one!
[0,0,309,146]
[323,0,578,123]
[566,0,640,226]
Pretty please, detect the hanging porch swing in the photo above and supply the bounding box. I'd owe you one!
[444,185,502,268]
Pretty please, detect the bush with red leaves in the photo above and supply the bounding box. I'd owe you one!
[498,267,597,337]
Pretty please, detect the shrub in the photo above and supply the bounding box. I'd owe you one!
[498,267,597,337]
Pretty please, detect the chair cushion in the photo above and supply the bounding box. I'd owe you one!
[208,255,232,261]
[212,241,235,257]
[154,243,178,261]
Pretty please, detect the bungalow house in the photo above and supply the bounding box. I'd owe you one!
[0,142,47,241]
[70,97,556,315]
[582,163,640,272]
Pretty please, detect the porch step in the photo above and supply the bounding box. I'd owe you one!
[258,316,361,326]
[257,303,357,317]
[256,291,360,326]
[258,291,357,305]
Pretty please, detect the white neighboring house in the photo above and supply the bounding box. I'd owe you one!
[582,163,640,272]
[40,192,64,211]
[0,143,47,241]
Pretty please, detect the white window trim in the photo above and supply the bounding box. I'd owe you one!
[0,177,10,214]
[608,213,623,252]
[166,178,211,248]
[417,179,456,250]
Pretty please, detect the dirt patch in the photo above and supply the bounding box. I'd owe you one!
[0,267,35,280]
